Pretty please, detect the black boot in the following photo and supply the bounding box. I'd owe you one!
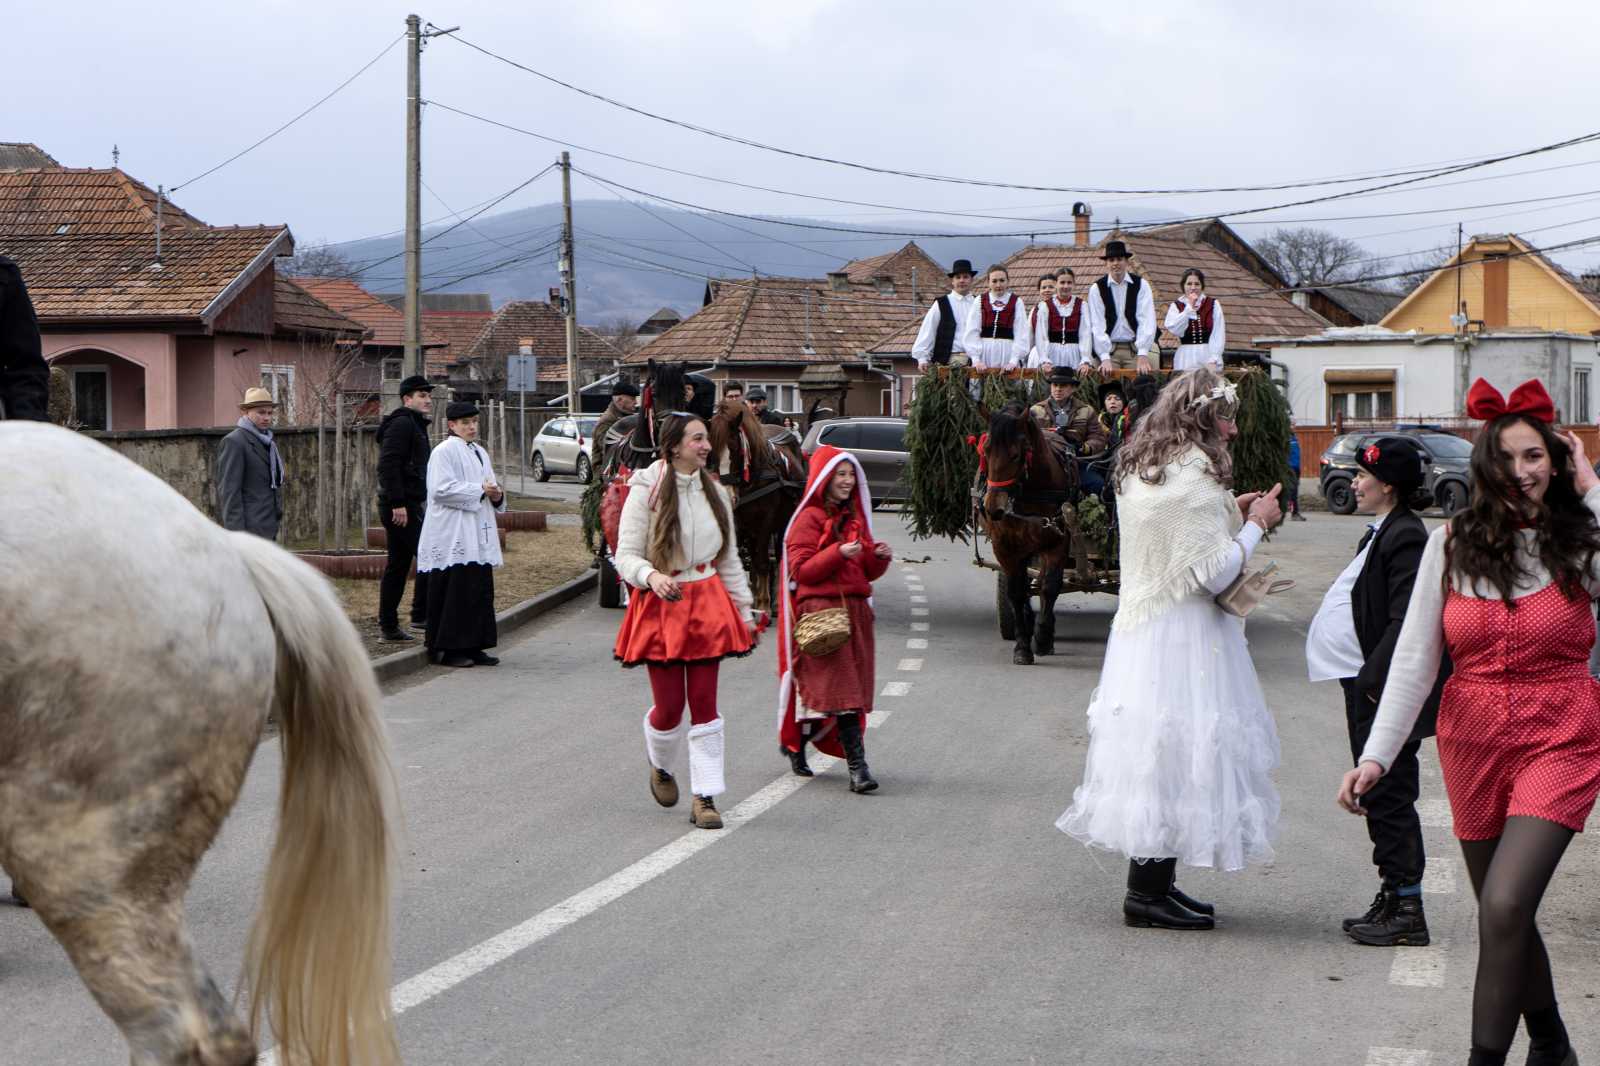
[1524,1004,1576,1066]
[1169,883,1215,917]
[834,714,877,793]
[1343,888,1388,933]
[1123,858,1212,931]
[1348,889,1429,946]
[782,743,813,777]
[379,625,415,643]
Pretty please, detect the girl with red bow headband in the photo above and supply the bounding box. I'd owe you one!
[1339,377,1600,1066]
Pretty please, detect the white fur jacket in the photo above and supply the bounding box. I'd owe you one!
[615,460,754,620]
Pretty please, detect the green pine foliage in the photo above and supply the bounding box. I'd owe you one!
[580,474,604,553]
[1230,369,1293,496]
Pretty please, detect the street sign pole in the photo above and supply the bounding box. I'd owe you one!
[508,351,537,492]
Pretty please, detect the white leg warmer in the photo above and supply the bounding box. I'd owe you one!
[643,710,688,773]
[686,718,727,798]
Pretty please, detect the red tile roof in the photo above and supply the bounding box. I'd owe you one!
[274,276,371,337]
[0,167,208,236]
[422,308,495,366]
[467,300,620,384]
[288,276,450,372]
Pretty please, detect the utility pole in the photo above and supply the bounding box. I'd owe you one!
[402,13,423,382]
[560,151,580,416]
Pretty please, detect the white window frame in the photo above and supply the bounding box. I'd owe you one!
[762,382,801,412]
[260,364,296,421]
[1321,363,1402,424]
[69,364,111,430]
[1574,365,1592,423]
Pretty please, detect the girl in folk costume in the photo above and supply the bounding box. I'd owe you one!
[614,413,757,830]
[1162,268,1226,372]
[1340,379,1600,1066]
[777,446,891,792]
[1057,369,1284,930]
[960,266,1032,370]
[417,401,506,668]
[1030,269,1092,371]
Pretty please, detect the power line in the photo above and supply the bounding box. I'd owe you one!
[171,33,405,193]
[344,163,557,272]
[575,167,759,273]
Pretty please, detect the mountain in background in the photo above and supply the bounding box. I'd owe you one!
[329,200,1179,327]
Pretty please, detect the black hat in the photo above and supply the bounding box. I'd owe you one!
[445,400,480,421]
[1355,436,1427,492]
[1097,380,1126,404]
[746,387,767,401]
[948,258,976,278]
[611,379,640,397]
[398,374,432,397]
[1046,367,1078,386]
[1100,239,1132,260]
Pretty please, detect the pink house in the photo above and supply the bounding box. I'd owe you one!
[0,158,367,430]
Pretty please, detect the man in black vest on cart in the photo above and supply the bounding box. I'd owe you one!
[911,258,979,370]
[1088,239,1156,375]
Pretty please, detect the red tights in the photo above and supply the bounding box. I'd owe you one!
[646,660,721,730]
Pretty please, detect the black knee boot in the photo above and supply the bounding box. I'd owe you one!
[834,713,877,793]
[1123,858,1212,930]
[1524,1004,1575,1066]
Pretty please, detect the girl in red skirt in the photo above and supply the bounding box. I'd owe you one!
[615,413,757,829]
[1340,378,1600,1066]
[776,445,892,793]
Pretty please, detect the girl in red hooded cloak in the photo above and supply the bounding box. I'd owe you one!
[777,445,892,792]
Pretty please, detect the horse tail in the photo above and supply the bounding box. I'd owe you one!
[230,533,400,1066]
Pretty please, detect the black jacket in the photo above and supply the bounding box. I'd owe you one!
[1351,507,1449,739]
[376,406,432,507]
[755,408,784,426]
[0,256,48,422]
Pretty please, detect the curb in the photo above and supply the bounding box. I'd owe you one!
[371,570,598,686]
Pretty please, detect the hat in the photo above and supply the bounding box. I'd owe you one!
[239,387,275,410]
[398,374,431,397]
[948,258,976,278]
[1046,367,1078,386]
[746,387,767,402]
[1097,380,1126,404]
[1356,436,1427,492]
[611,380,640,397]
[445,400,480,421]
[1100,239,1132,261]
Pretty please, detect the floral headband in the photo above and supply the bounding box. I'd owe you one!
[1188,381,1238,412]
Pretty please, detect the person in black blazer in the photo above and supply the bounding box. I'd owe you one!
[1307,437,1448,946]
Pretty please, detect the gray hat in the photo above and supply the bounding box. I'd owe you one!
[611,380,640,397]
[746,387,767,401]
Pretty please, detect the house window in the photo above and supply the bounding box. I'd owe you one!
[764,383,800,412]
[260,364,296,421]
[1325,368,1397,424]
[71,367,110,430]
[880,388,894,416]
[1575,367,1592,423]
[382,358,402,382]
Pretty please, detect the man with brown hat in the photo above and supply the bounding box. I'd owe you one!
[216,386,285,540]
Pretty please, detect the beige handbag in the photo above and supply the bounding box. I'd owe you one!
[1214,560,1295,618]
[795,591,852,657]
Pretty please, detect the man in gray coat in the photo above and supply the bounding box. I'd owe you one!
[216,387,285,540]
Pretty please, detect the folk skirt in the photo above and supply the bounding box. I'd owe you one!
[614,573,752,667]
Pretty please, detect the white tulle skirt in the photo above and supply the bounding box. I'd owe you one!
[1056,595,1281,871]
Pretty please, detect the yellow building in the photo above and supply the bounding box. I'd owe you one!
[1382,234,1600,334]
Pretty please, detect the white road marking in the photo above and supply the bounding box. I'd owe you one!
[881,681,912,696]
[1388,942,1449,987]
[1417,798,1452,829]
[1365,1050,1429,1066]
[909,594,927,603]
[911,607,930,617]
[910,622,929,632]
[867,709,891,729]
[906,638,928,650]
[1423,863,1456,896]
[897,658,924,672]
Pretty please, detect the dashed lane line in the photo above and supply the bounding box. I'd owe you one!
[911,608,929,617]
[1388,941,1449,988]
[910,622,929,632]
[1365,1050,1430,1066]
[906,638,928,650]
[881,681,912,696]
[897,658,924,672]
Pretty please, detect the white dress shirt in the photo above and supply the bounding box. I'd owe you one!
[1088,275,1157,359]
[1028,295,1092,369]
[1164,298,1227,370]
[911,290,979,367]
[1306,513,1387,683]
[961,292,1032,369]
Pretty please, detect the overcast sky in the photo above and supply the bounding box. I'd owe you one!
[14,0,1600,278]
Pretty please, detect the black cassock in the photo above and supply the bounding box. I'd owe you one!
[425,562,497,654]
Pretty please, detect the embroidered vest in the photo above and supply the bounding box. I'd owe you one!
[1096,275,1142,337]
[1175,296,1215,345]
[1045,296,1083,344]
[979,294,1020,341]
[932,294,958,364]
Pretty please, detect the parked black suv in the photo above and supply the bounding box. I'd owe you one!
[1319,429,1475,516]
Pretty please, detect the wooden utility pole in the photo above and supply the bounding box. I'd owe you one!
[402,13,423,381]
[560,151,580,416]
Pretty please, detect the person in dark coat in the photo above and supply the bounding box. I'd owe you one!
[1307,436,1448,946]
[746,388,783,426]
[215,387,285,540]
[590,379,639,466]
[0,255,48,423]
[376,375,434,642]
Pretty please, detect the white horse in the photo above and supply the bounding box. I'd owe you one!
[0,422,399,1065]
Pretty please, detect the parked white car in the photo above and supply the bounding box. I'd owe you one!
[530,416,599,483]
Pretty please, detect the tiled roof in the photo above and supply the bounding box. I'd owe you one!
[288,275,449,352]
[0,167,208,236]
[466,299,621,383]
[373,291,494,313]
[2,226,289,321]
[0,143,60,171]
[422,309,495,366]
[274,276,371,337]
[840,241,947,296]
[871,231,1328,353]
[1310,285,1403,324]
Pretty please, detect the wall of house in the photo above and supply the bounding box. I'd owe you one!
[1386,254,1600,334]
[175,336,216,427]
[43,332,178,429]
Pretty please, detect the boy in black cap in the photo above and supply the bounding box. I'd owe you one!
[375,374,434,641]
[911,258,979,369]
[1306,437,1448,946]
[591,378,640,466]
[1088,239,1156,373]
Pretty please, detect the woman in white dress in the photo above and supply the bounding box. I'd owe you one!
[1057,368,1283,929]
[1162,268,1226,372]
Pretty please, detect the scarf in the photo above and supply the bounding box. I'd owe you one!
[237,416,284,489]
[1112,446,1241,633]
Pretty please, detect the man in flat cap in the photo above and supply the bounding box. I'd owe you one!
[216,387,285,540]
[375,374,435,642]
[592,379,640,468]
[746,387,783,426]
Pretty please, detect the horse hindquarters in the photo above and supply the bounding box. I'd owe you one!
[229,534,401,1066]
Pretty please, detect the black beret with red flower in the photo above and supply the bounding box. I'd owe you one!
[1356,436,1427,491]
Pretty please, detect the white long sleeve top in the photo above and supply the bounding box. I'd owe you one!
[418,435,508,572]
[961,292,1032,369]
[614,460,755,621]
[1164,298,1227,370]
[1360,486,1600,771]
[1029,295,1092,369]
[911,290,978,367]
[1195,519,1265,595]
[1088,275,1157,359]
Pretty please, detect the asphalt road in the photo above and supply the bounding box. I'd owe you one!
[5,510,1599,1065]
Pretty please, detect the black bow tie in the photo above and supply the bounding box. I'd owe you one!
[1357,527,1376,553]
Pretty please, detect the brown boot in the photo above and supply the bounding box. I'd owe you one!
[690,795,723,829]
[649,767,679,808]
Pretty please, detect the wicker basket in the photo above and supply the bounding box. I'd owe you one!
[795,599,851,657]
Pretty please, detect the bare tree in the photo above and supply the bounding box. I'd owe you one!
[280,241,358,279]
[1386,245,1455,296]
[592,314,644,355]
[1258,227,1373,287]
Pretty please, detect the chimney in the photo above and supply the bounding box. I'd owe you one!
[827,271,850,292]
[872,274,896,295]
[1072,201,1092,248]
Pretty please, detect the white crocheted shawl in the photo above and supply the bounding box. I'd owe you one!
[1113,446,1241,633]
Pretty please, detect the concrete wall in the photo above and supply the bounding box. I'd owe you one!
[88,424,381,547]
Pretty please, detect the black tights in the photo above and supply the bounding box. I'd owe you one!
[1459,815,1574,1055]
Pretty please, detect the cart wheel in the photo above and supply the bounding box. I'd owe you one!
[996,572,1016,641]
[598,550,622,608]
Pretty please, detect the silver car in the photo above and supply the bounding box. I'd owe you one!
[799,417,909,504]
[530,416,600,482]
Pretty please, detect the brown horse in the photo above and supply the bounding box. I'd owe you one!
[708,398,804,614]
[0,422,397,1065]
[979,403,1076,665]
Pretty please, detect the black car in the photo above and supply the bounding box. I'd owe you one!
[1319,429,1474,516]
